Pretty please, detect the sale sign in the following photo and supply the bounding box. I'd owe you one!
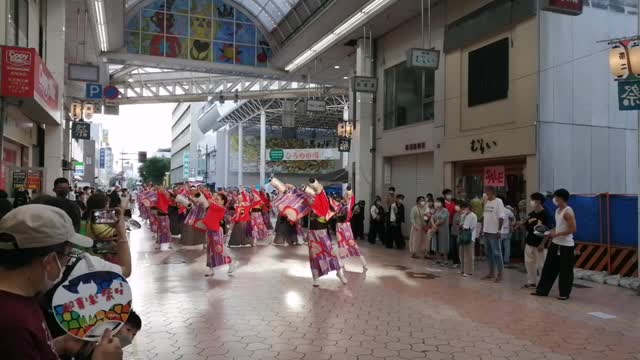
[483,166,505,187]
[52,271,132,341]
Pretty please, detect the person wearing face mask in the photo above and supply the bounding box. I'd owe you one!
[0,205,123,360]
[450,200,462,266]
[53,178,82,232]
[442,189,459,267]
[368,197,385,245]
[431,197,450,265]
[386,194,405,249]
[481,186,506,282]
[532,189,576,300]
[521,192,551,289]
[409,197,428,259]
[73,311,142,360]
[458,201,478,276]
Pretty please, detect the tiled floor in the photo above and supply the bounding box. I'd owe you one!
[125,227,640,360]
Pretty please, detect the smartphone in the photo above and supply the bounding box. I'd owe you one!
[93,210,118,224]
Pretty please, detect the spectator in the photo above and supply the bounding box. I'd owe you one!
[450,199,462,267]
[368,197,385,245]
[426,193,434,204]
[0,204,122,359]
[443,189,459,267]
[12,186,30,208]
[501,204,516,265]
[432,197,450,265]
[458,201,478,277]
[108,187,122,209]
[385,187,396,210]
[409,196,428,259]
[53,178,82,232]
[83,193,131,270]
[386,194,405,249]
[482,186,506,282]
[73,311,142,360]
[533,189,577,300]
[0,190,13,218]
[120,189,132,218]
[521,192,551,289]
[350,200,366,240]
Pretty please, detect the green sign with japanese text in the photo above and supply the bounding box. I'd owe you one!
[269,149,284,161]
[618,79,640,111]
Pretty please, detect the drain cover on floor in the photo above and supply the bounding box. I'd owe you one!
[406,271,439,280]
[384,264,411,270]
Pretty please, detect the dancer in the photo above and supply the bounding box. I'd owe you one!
[304,179,347,287]
[335,187,368,272]
[228,188,253,247]
[271,179,308,246]
[260,189,274,231]
[182,185,207,246]
[155,186,173,251]
[203,192,236,276]
[250,186,270,245]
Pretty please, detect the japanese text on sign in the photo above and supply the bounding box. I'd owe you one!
[618,80,640,111]
[470,138,497,154]
[484,166,505,187]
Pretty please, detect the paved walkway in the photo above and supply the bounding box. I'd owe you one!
[125,227,640,360]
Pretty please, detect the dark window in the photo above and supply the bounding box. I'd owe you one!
[468,37,509,107]
[384,61,435,130]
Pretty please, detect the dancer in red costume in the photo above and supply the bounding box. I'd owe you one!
[335,187,368,272]
[203,192,237,276]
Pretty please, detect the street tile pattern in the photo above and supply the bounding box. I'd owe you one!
[125,228,640,360]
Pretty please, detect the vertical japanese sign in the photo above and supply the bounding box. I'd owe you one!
[72,121,91,140]
[183,151,190,180]
[618,80,640,111]
[26,169,43,191]
[99,148,106,169]
[483,166,505,187]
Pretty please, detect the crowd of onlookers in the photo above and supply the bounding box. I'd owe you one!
[0,177,142,359]
[366,185,577,300]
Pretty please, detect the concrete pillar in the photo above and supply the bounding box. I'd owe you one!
[238,123,243,186]
[349,38,375,225]
[259,110,266,187]
[224,126,229,187]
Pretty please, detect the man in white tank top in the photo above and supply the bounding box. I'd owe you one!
[532,189,577,300]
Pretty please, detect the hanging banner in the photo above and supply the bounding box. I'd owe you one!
[267,148,340,161]
[72,121,91,140]
[338,139,351,153]
[618,79,640,111]
[483,166,505,187]
[51,271,132,341]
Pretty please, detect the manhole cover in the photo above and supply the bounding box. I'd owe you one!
[406,272,439,280]
[384,264,411,270]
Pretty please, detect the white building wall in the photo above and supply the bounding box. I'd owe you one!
[538,4,638,194]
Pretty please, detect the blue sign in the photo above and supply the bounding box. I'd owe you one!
[86,83,103,100]
[99,148,106,169]
[618,80,640,111]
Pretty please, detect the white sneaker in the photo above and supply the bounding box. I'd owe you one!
[337,270,348,285]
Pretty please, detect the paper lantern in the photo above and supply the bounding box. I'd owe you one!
[627,41,640,76]
[609,43,629,80]
[70,101,83,121]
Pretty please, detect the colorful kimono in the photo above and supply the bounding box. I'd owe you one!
[272,190,308,245]
[335,198,362,259]
[229,192,253,246]
[182,193,207,246]
[204,203,233,269]
[250,190,270,243]
[156,190,173,246]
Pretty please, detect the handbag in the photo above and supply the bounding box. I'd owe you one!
[458,229,472,245]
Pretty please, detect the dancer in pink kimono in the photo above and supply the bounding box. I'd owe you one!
[203,192,236,276]
[335,187,368,272]
[250,186,270,245]
[271,179,309,246]
[304,179,347,287]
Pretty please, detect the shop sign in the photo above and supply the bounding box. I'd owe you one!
[306,100,326,113]
[74,162,85,177]
[541,0,583,16]
[269,149,285,161]
[407,48,440,70]
[268,148,340,161]
[0,46,60,121]
[72,121,91,140]
[338,139,351,153]
[405,142,426,151]
[484,166,505,187]
[99,148,106,169]
[26,169,43,191]
[617,79,640,111]
[470,138,497,154]
[352,76,378,93]
[12,170,27,189]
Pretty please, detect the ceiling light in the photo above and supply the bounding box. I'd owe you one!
[285,0,397,72]
[343,76,349,80]
[92,0,109,52]
[334,65,341,69]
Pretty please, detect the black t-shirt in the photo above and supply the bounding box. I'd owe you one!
[524,209,551,247]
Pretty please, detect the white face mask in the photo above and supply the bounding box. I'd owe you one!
[482,193,488,200]
[43,253,64,291]
[434,202,442,208]
[455,206,461,212]
[552,198,559,206]
[419,201,426,207]
[445,195,453,201]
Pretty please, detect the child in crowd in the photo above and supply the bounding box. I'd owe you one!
[74,311,142,359]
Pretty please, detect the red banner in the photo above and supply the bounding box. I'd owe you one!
[483,166,505,187]
[542,0,583,16]
[0,46,59,120]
